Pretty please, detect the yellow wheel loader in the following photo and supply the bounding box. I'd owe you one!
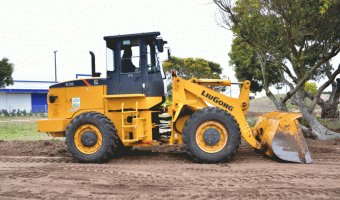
[37,32,313,163]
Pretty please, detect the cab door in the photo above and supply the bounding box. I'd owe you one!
[119,39,143,95]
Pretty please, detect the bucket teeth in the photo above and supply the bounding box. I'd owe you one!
[253,111,313,163]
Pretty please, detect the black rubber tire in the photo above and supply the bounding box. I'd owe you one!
[65,112,118,163]
[182,107,241,163]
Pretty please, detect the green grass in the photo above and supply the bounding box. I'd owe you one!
[0,116,46,121]
[246,116,258,127]
[0,121,59,141]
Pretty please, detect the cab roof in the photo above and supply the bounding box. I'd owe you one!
[103,32,160,41]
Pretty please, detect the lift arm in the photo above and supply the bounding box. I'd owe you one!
[170,75,261,149]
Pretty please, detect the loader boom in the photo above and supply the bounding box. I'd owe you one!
[170,74,262,150]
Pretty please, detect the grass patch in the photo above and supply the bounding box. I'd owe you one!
[0,116,46,121]
[0,121,59,141]
[246,116,258,127]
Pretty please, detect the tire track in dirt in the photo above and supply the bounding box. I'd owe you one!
[1,160,340,199]
[2,159,334,199]
[2,156,340,183]
[1,138,340,199]
[0,156,74,163]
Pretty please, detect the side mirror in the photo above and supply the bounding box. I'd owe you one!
[156,39,167,52]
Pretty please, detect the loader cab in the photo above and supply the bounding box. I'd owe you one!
[104,32,166,97]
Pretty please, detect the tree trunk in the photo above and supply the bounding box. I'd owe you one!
[321,78,340,118]
[266,90,288,111]
[293,92,340,140]
[321,103,339,118]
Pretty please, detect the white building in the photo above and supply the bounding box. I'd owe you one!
[0,74,91,113]
[0,80,55,113]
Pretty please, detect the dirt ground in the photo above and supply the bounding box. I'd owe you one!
[0,135,340,200]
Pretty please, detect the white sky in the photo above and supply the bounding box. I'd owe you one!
[1,1,339,94]
[1,1,234,81]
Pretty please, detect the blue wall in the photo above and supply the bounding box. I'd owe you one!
[31,93,48,113]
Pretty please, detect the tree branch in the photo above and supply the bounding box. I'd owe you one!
[282,42,340,103]
[309,63,340,112]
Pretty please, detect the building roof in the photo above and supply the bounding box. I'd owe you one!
[1,80,56,93]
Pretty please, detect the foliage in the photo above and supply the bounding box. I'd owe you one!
[0,58,14,88]
[163,57,225,97]
[40,109,45,117]
[16,109,22,116]
[22,109,27,116]
[34,110,39,116]
[163,57,222,79]
[2,110,10,117]
[304,82,318,95]
[10,109,17,117]
[162,56,225,103]
[229,37,283,93]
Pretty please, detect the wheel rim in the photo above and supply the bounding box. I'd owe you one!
[196,121,228,153]
[74,124,103,154]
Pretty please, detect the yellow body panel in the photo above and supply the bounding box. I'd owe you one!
[47,85,106,119]
[105,96,163,111]
[65,86,105,119]
[37,118,71,135]
[47,88,67,119]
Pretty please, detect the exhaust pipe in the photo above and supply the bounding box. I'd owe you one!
[89,51,101,77]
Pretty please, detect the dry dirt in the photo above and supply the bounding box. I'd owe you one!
[1,136,340,200]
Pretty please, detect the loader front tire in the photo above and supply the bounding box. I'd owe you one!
[182,108,241,163]
[65,112,118,163]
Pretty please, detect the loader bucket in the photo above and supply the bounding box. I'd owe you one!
[253,111,313,163]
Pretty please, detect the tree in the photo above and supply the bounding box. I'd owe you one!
[162,56,224,100]
[230,35,340,118]
[304,82,318,96]
[214,0,340,139]
[229,36,284,93]
[163,57,222,79]
[0,58,14,88]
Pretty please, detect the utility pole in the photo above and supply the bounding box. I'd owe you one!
[54,50,57,82]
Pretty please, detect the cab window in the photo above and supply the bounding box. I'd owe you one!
[121,39,140,73]
[147,40,160,73]
[106,47,114,72]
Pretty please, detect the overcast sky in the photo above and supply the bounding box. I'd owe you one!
[1,1,235,81]
[1,1,339,93]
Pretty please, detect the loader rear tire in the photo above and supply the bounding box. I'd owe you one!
[65,112,118,163]
[182,107,241,163]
